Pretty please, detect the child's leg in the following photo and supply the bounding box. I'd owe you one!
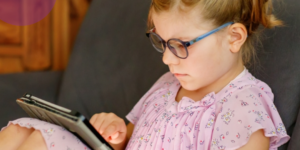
[1,118,91,150]
[0,124,35,150]
[17,130,47,150]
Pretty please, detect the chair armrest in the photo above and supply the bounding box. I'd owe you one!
[0,71,63,127]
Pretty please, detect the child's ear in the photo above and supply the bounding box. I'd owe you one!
[228,23,248,53]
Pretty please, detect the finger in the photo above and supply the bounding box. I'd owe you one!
[97,113,118,133]
[101,122,118,139]
[108,128,127,144]
[92,114,106,134]
[111,132,119,140]
[102,120,127,144]
[98,119,116,136]
[90,113,106,125]
[90,114,98,125]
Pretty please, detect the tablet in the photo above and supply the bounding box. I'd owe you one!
[16,93,114,150]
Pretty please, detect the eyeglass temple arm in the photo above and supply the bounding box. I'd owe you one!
[187,22,234,46]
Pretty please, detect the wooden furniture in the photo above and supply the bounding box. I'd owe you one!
[0,0,91,74]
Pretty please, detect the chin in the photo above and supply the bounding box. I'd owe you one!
[180,82,200,92]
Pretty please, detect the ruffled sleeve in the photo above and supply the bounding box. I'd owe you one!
[211,86,291,150]
[125,72,172,125]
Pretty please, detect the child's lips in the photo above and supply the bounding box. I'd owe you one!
[174,73,187,77]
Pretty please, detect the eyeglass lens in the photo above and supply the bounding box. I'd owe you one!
[149,33,187,58]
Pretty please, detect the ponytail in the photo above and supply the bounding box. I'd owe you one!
[247,0,283,35]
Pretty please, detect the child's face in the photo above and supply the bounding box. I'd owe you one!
[152,9,243,92]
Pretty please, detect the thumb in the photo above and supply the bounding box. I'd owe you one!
[111,132,120,140]
[102,124,126,144]
[108,130,126,144]
[102,125,117,139]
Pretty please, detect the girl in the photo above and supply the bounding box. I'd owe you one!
[0,0,291,149]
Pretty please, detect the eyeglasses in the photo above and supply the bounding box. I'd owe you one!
[146,22,234,59]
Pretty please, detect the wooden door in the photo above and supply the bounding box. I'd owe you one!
[0,0,91,74]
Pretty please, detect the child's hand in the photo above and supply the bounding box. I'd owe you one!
[90,113,127,144]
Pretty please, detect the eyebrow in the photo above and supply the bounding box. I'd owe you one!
[153,29,191,41]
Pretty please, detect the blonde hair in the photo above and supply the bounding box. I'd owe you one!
[147,0,283,69]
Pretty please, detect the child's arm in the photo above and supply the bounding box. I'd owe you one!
[236,129,270,150]
[108,122,134,150]
[126,123,134,142]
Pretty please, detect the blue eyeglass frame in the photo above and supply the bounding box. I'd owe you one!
[146,21,235,59]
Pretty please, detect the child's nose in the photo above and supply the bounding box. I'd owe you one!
[162,47,180,65]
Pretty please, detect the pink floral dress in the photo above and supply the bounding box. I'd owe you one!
[1,118,90,150]
[125,66,290,150]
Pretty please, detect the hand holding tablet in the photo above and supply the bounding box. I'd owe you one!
[90,113,127,144]
[16,93,114,150]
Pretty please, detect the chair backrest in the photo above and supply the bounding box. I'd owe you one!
[57,0,300,149]
[56,0,168,120]
[250,1,300,150]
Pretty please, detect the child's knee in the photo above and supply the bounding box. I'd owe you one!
[3,124,34,136]
[0,124,36,150]
[17,130,47,150]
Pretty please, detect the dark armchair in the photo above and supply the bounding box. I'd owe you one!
[0,0,299,149]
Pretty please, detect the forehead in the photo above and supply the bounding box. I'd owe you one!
[151,9,213,40]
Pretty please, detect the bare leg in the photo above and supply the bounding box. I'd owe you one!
[17,130,47,150]
[0,124,35,150]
